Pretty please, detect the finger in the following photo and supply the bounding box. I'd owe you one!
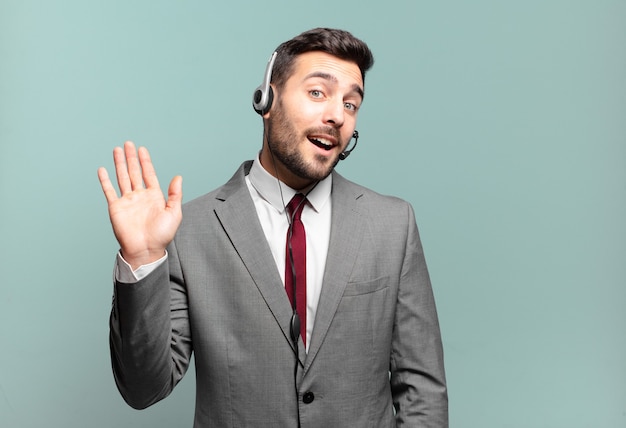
[165,175,183,212]
[124,141,144,191]
[138,146,161,190]
[97,167,119,204]
[113,146,132,195]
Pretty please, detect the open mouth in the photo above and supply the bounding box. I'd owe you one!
[308,136,334,151]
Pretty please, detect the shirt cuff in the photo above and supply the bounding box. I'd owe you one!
[115,251,168,283]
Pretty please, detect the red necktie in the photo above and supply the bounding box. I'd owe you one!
[285,194,307,346]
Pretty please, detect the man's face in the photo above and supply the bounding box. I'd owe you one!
[261,51,364,190]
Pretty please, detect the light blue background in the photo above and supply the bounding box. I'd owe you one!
[1,1,624,427]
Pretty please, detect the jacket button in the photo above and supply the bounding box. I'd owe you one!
[302,391,315,404]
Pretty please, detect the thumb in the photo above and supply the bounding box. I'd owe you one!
[166,175,183,211]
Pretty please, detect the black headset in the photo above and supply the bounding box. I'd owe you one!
[252,51,359,158]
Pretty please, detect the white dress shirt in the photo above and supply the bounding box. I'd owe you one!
[116,155,332,350]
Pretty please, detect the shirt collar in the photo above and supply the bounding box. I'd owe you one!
[248,153,332,214]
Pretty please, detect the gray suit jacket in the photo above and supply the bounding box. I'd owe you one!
[110,161,447,427]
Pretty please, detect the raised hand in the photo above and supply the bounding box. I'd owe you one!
[98,141,183,270]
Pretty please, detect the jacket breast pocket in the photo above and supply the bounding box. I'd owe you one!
[342,276,390,297]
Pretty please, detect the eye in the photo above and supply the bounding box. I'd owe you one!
[344,102,359,112]
[309,89,323,98]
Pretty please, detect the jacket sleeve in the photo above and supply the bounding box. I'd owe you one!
[390,203,448,427]
[109,240,192,409]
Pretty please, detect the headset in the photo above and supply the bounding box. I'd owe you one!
[252,51,360,160]
[252,51,277,116]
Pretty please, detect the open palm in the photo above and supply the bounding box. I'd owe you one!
[98,141,182,270]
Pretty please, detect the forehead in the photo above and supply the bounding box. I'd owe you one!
[289,51,364,90]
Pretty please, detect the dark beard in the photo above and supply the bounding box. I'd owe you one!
[267,101,341,183]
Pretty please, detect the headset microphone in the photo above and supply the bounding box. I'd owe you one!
[252,51,278,115]
[339,130,359,160]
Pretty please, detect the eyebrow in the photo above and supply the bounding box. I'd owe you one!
[304,71,364,99]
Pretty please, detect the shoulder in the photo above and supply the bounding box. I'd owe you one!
[333,171,414,216]
[179,161,253,221]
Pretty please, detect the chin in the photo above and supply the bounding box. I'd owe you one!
[309,155,340,179]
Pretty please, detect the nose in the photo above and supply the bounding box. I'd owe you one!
[323,99,345,128]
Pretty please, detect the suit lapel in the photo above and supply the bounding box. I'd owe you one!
[304,173,365,373]
[213,162,303,362]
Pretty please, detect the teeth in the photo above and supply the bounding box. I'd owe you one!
[312,137,332,147]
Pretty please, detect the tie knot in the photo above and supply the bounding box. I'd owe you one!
[287,194,306,220]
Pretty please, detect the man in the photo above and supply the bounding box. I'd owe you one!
[98,28,448,427]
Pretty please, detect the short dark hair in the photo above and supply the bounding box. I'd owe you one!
[271,28,374,90]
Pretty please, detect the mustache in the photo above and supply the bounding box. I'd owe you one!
[305,126,341,141]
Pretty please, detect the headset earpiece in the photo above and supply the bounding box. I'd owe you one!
[253,86,274,116]
[252,51,278,115]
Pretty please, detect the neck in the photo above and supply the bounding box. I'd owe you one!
[259,145,316,191]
